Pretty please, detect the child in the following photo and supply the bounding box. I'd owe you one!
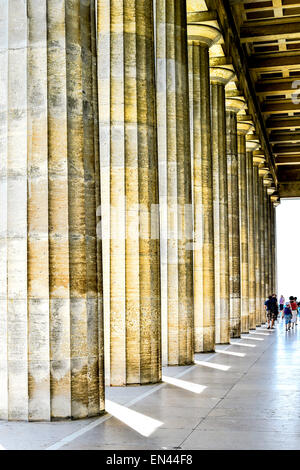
[283,303,292,331]
[291,298,298,329]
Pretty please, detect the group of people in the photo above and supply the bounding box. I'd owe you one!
[265,294,300,331]
[280,296,299,331]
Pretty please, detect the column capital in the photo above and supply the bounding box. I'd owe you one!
[263,173,273,187]
[246,133,260,151]
[267,185,276,195]
[237,114,255,135]
[259,167,269,178]
[271,193,280,206]
[210,66,235,85]
[187,24,221,48]
[253,149,266,166]
[237,122,254,135]
[225,97,246,113]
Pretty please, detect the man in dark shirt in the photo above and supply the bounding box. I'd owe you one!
[265,295,278,329]
[269,294,279,329]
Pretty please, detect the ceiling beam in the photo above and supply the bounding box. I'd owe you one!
[240,20,300,42]
[269,132,300,143]
[256,78,297,95]
[276,156,300,165]
[241,3,300,13]
[249,53,300,71]
[262,99,300,113]
[266,117,300,129]
[273,145,300,154]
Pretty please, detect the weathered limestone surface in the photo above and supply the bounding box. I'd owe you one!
[258,172,266,310]
[0,0,104,421]
[237,122,251,334]
[225,99,243,338]
[156,0,193,366]
[188,24,220,353]
[246,151,256,330]
[210,68,234,345]
[253,162,262,326]
[263,187,270,298]
[97,0,161,385]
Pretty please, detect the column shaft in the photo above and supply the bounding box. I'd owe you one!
[247,152,256,330]
[263,188,270,299]
[97,0,161,385]
[0,0,104,421]
[238,133,249,333]
[268,198,273,293]
[226,111,241,337]
[259,177,266,319]
[253,165,262,326]
[156,0,193,366]
[189,42,215,352]
[211,83,230,344]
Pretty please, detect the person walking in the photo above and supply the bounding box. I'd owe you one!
[265,296,272,329]
[279,295,285,316]
[290,297,298,329]
[283,302,292,331]
[269,294,279,329]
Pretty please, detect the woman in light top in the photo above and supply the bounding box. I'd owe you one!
[279,295,285,314]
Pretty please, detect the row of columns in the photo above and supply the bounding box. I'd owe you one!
[0,1,278,421]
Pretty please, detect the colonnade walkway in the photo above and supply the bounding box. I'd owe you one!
[1,322,300,450]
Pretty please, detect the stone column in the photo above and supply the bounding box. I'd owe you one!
[188,24,220,352]
[271,198,279,294]
[263,185,270,299]
[225,98,245,338]
[156,0,193,366]
[237,118,254,334]
[97,0,161,385]
[252,148,265,326]
[267,183,276,294]
[258,167,268,318]
[0,0,104,421]
[210,67,234,344]
[246,148,256,330]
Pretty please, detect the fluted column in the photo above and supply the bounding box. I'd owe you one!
[267,187,275,294]
[246,148,256,330]
[97,0,161,385]
[225,98,244,338]
[0,0,104,421]
[210,68,234,344]
[267,182,276,294]
[252,149,265,326]
[263,186,270,298]
[188,24,220,352]
[237,118,253,334]
[156,0,193,366]
[258,167,267,314]
[271,199,279,293]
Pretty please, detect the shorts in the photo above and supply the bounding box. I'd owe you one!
[267,311,277,321]
[280,304,284,311]
[285,314,292,325]
[291,311,297,323]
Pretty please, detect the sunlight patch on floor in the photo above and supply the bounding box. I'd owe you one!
[216,349,246,358]
[250,332,270,336]
[162,375,207,394]
[105,400,163,437]
[194,361,231,371]
[241,336,264,341]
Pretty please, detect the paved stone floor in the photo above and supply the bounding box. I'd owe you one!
[1,320,300,450]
